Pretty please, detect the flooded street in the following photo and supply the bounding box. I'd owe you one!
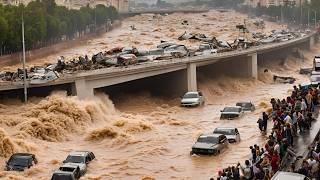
[1,9,284,71]
[0,42,318,179]
[0,9,318,180]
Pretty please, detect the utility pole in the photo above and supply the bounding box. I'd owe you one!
[315,11,317,29]
[21,6,27,103]
[281,5,283,23]
[300,0,302,26]
[94,0,97,32]
[308,8,310,28]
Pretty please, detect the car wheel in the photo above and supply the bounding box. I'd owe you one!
[190,151,194,156]
[216,150,220,155]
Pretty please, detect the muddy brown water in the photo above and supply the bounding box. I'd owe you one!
[0,10,317,180]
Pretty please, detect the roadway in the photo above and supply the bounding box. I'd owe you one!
[0,32,316,93]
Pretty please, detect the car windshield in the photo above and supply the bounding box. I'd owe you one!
[183,93,198,98]
[59,167,76,172]
[52,173,73,180]
[65,155,85,163]
[9,157,29,167]
[214,129,235,135]
[223,107,240,112]
[197,136,218,144]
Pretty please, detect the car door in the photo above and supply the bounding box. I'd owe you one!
[219,136,228,150]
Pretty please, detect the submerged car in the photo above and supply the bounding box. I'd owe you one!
[51,163,81,180]
[63,151,95,176]
[180,91,205,107]
[271,171,307,180]
[213,127,240,143]
[220,106,243,119]
[191,133,229,155]
[5,153,38,171]
[314,55,320,71]
[236,102,255,112]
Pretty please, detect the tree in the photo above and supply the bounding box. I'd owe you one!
[0,16,8,54]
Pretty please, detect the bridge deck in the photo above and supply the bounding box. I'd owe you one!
[0,33,314,92]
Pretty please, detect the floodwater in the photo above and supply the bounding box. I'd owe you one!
[0,10,317,180]
[1,9,284,71]
[0,44,318,179]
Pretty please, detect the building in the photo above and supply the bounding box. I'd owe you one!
[0,0,129,12]
[244,0,309,7]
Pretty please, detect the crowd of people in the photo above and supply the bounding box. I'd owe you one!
[215,83,320,180]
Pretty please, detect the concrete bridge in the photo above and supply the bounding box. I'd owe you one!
[0,33,317,100]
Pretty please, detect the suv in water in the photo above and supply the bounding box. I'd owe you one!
[5,153,38,171]
[51,163,81,180]
[191,133,229,155]
[63,151,95,176]
[213,127,241,143]
[220,106,243,120]
[236,102,255,112]
[181,91,205,107]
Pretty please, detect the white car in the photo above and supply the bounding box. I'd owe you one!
[213,127,241,143]
[271,171,306,180]
[220,106,244,120]
[181,91,205,107]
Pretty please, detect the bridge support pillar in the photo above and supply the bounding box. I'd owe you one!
[72,79,94,100]
[248,53,258,79]
[310,36,315,49]
[187,63,197,91]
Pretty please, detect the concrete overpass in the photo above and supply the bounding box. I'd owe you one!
[0,33,317,99]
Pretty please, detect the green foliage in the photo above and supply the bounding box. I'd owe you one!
[0,0,119,54]
[239,1,320,27]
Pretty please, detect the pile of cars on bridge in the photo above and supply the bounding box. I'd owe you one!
[4,151,95,179]
[0,28,310,85]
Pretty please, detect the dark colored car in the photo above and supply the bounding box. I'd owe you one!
[51,163,81,180]
[51,171,77,180]
[236,102,255,112]
[191,133,229,155]
[213,127,241,143]
[220,106,243,119]
[5,153,38,171]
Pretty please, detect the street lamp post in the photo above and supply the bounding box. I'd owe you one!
[22,13,27,103]
[315,11,317,29]
[308,8,310,28]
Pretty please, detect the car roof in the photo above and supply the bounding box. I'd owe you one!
[236,102,252,104]
[201,133,224,138]
[214,127,236,130]
[69,151,89,156]
[12,153,34,157]
[223,106,241,109]
[60,163,79,168]
[185,91,199,94]
[10,153,34,159]
[54,170,74,175]
[271,171,305,180]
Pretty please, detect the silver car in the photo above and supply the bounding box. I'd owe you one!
[181,91,205,107]
[63,151,95,176]
[213,127,241,143]
[236,102,255,112]
[271,171,307,180]
[220,106,244,119]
